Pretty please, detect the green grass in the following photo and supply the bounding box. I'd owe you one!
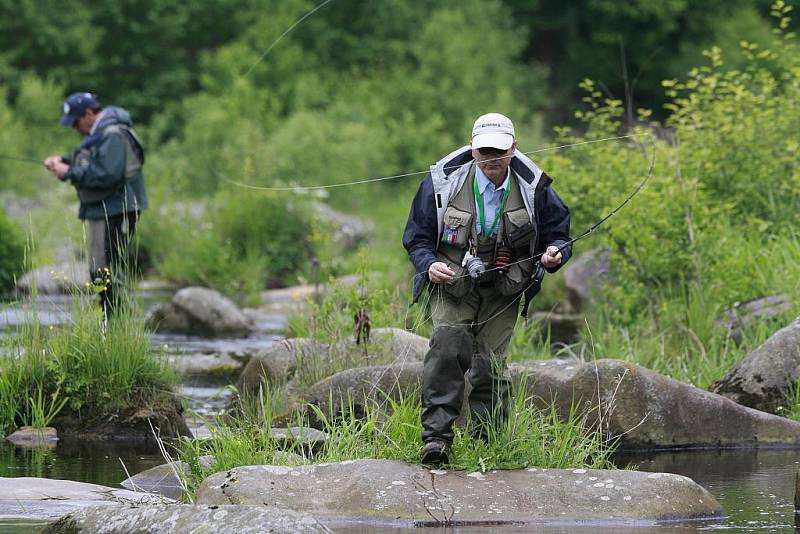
[175,382,615,501]
[0,293,178,436]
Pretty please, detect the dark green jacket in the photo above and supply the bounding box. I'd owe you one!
[63,106,148,220]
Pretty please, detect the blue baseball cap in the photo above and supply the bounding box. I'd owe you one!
[60,92,99,127]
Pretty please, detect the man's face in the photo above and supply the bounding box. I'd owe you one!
[73,110,97,135]
[471,141,516,184]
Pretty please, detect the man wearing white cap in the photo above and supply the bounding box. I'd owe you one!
[403,112,572,466]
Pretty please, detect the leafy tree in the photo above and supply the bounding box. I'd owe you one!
[505,0,777,121]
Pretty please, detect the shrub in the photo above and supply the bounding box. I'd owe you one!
[0,208,25,294]
[144,189,316,301]
[515,6,800,385]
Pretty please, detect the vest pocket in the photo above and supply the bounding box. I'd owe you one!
[440,206,473,248]
[496,207,536,296]
[504,208,536,250]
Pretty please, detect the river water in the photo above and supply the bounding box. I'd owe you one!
[1,294,799,532]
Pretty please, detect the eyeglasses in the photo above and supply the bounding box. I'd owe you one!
[478,147,508,156]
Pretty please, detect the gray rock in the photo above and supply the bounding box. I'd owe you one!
[145,302,192,333]
[196,460,720,524]
[147,287,253,337]
[120,462,188,500]
[304,358,800,449]
[0,477,172,520]
[532,359,800,449]
[312,202,374,250]
[237,338,329,394]
[718,294,792,344]
[563,248,609,313]
[303,363,423,425]
[271,427,329,454]
[712,317,800,413]
[44,504,330,533]
[329,327,429,366]
[167,352,246,383]
[16,261,88,295]
[526,311,584,346]
[5,426,58,448]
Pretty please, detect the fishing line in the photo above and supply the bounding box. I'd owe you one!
[361,135,655,403]
[418,133,656,287]
[241,0,335,79]
[0,154,43,165]
[221,133,648,192]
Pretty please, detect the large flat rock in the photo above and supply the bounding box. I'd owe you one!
[43,504,329,533]
[0,477,172,520]
[195,459,721,525]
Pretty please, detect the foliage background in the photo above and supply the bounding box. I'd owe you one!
[1,0,799,391]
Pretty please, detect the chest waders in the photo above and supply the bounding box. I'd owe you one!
[422,166,534,446]
[77,125,144,319]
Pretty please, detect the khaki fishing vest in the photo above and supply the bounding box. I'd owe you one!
[436,165,537,297]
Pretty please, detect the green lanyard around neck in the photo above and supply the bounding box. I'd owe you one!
[473,174,510,237]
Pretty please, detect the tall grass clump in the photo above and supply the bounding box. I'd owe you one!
[175,383,614,500]
[0,295,178,436]
[287,266,416,345]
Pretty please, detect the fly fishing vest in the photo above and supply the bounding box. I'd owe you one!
[435,165,539,299]
[73,124,145,204]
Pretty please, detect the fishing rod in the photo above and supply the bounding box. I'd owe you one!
[221,134,649,192]
[416,133,657,284]
[0,154,42,165]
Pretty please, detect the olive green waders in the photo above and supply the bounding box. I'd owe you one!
[421,165,537,444]
[87,211,138,318]
[422,284,520,443]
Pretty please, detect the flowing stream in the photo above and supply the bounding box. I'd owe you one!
[1,294,799,532]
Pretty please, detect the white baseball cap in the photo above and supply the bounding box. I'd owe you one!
[471,112,515,150]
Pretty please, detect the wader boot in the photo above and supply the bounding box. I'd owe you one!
[420,438,449,466]
[87,211,138,319]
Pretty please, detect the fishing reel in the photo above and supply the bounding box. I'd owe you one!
[462,251,486,279]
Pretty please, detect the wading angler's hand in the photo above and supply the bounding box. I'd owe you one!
[428,261,455,283]
[540,245,562,268]
[53,162,69,181]
[43,156,69,181]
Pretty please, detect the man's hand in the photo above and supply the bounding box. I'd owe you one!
[428,261,455,283]
[43,156,61,171]
[540,245,562,268]
[44,156,69,181]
